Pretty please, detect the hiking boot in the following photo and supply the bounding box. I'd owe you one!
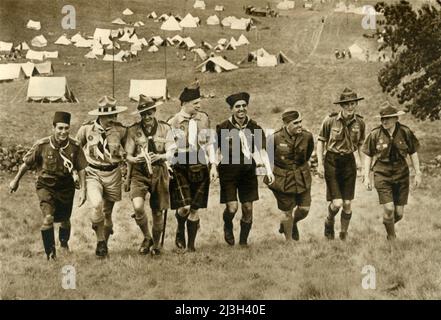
[150,248,161,256]
[95,240,108,258]
[175,213,187,249]
[292,223,299,241]
[324,219,335,240]
[223,212,235,246]
[139,238,154,255]
[239,221,252,246]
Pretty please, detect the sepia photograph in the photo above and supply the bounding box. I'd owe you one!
[1,0,440,305]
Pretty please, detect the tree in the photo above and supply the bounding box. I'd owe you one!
[375,0,441,121]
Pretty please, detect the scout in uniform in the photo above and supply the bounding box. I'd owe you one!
[9,112,87,260]
[362,102,422,240]
[124,95,176,256]
[167,83,218,252]
[317,88,366,240]
[216,92,274,246]
[266,110,314,241]
[76,96,128,257]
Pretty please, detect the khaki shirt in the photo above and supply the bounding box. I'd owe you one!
[362,122,419,163]
[318,111,365,154]
[76,120,127,166]
[272,127,314,168]
[167,110,214,152]
[23,136,88,182]
[126,119,176,157]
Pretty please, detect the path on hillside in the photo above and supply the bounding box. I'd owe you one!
[308,13,331,58]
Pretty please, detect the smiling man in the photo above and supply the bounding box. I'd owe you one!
[124,95,176,256]
[76,96,128,258]
[266,110,314,241]
[362,102,421,240]
[167,82,218,252]
[9,111,88,260]
[215,92,274,247]
[316,88,366,240]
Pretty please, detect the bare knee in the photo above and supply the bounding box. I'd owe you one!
[178,206,191,217]
[332,199,343,210]
[60,220,71,229]
[241,202,253,223]
[41,214,54,230]
[383,203,395,219]
[342,200,352,213]
[226,202,238,215]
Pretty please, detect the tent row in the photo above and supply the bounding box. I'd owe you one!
[238,48,293,67]
[0,61,54,81]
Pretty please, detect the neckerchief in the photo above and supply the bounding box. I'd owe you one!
[181,111,198,149]
[49,136,73,173]
[140,118,158,154]
[381,122,401,162]
[94,119,112,160]
[229,116,251,159]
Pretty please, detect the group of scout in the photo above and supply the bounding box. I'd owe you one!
[8,85,422,260]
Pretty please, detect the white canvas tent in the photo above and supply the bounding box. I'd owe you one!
[221,16,235,27]
[20,62,37,77]
[44,51,58,59]
[257,54,278,67]
[348,43,364,60]
[35,61,54,75]
[215,5,224,12]
[55,35,71,46]
[85,51,98,59]
[179,37,196,50]
[201,41,212,50]
[277,51,294,64]
[70,33,83,43]
[237,34,250,46]
[192,48,207,61]
[196,56,238,73]
[31,35,47,48]
[26,49,45,61]
[0,41,13,52]
[93,28,112,45]
[231,18,250,30]
[148,36,164,46]
[112,18,127,25]
[134,21,145,27]
[158,14,170,22]
[148,12,158,19]
[27,77,77,102]
[193,0,206,9]
[161,16,182,31]
[103,50,126,62]
[147,45,159,53]
[180,13,199,28]
[206,15,220,25]
[123,8,134,16]
[26,20,41,30]
[16,42,30,51]
[74,38,94,48]
[277,1,295,10]
[0,64,25,82]
[129,79,167,101]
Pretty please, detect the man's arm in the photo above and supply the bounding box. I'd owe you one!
[77,169,87,206]
[9,163,30,193]
[363,154,373,191]
[316,140,326,177]
[410,152,422,188]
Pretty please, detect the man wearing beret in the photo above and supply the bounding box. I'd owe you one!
[167,82,218,252]
[266,110,314,241]
[9,112,88,260]
[317,88,366,240]
[124,95,177,256]
[215,92,274,246]
[76,96,128,258]
[362,102,422,240]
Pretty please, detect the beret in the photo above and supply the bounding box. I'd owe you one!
[226,92,250,107]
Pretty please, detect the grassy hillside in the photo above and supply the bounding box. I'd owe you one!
[1,0,441,300]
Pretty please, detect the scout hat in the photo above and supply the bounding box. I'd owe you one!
[53,111,71,125]
[333,87,364,104]
[131,94,163,115]
[282,109,302,124]
[179,80,201,103]
[375,101,406,118]
[226,92,250,108]
[88,95,128,116]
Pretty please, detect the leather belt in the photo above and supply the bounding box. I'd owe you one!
[88,163,119,171]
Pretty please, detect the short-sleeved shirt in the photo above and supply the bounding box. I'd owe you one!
[167,110,214,164]
[23,136,88,183]
[76,120,127,166]
[216,116,266,165]
[318,111,366,154]
[362,122,419,163]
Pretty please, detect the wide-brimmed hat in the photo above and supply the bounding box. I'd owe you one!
[88,96,128,116]
[131,94,163,115]
[375,101,406,118]
[282,109,302,123]
[226,92,250,108]
[333,87,364,104]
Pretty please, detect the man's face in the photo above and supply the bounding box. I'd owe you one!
[183,99,201,115]
[340,100,357,117]
[286,119,302,134]
[140,108,156,125]
[231,100,248,120]
[381,116,398,130]
[99,114,117,128]
[53,123,70,141]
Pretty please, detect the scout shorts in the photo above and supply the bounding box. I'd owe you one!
[169,163,210,210]
[324,152,357,201]
[218,164,259,204]
[270,188,311,211]
[130,163,170,210]
[373,161,410,205]
[85,166,122,202]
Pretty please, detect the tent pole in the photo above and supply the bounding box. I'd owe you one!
[112,38,115,98]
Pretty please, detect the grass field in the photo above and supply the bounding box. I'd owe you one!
[1,0,441,300]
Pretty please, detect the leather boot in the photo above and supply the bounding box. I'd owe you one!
[59,226,70,249]
[175,212,187,249]
[41,228,56,260]
[186,219,199,252]
[239,220,252,246]
[223,211,235,246]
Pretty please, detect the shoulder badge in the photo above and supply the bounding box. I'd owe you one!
[36,136,51,145]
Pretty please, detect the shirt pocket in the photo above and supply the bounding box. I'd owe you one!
[154,137,166,153]
[107,134,122,158]
[350,127,361,145]
[395,139,409,157]
[330,128,344,141]
[43,153,58,172]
